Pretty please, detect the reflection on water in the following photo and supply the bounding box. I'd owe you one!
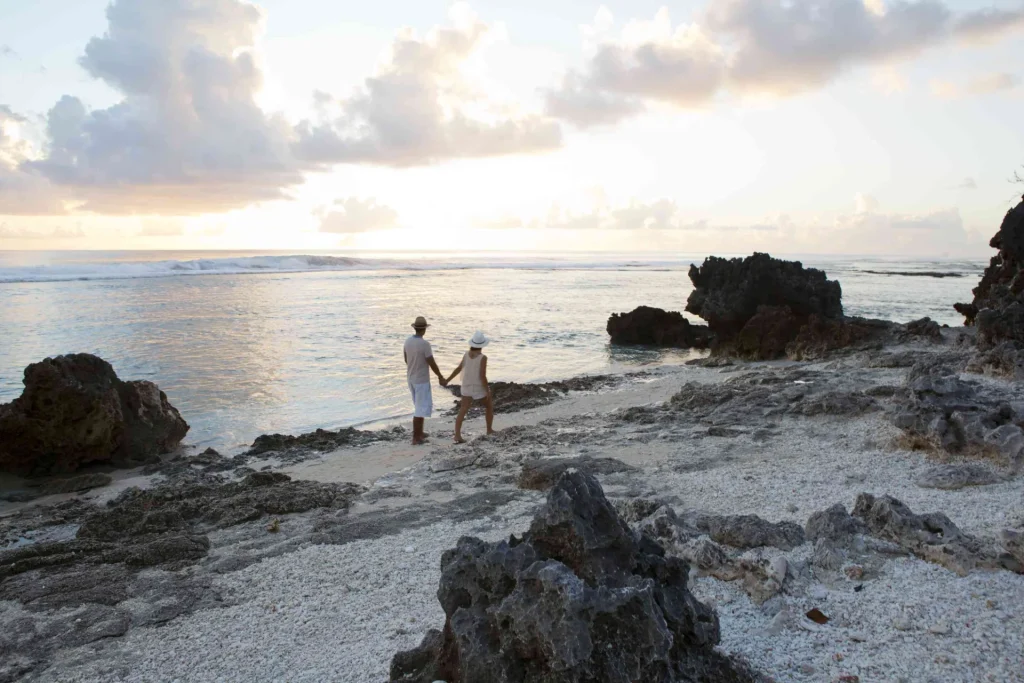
[0,259,979,452]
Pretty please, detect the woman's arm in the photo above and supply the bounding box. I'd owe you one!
[480,356,489,392]
[445,361,464,385]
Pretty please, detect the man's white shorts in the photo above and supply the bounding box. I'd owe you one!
[409,382,433,418]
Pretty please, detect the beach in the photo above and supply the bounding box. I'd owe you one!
[3,325,1024,682]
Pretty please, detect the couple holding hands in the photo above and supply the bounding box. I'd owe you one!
[403,316,495,445]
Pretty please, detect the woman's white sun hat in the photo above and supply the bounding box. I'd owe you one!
[469,331,490,348]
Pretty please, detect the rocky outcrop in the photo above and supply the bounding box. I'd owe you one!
[389,471,757,683]
[786,315,894,360]
[0,354,189,476]
[248,426,404,457]
[954,199,1024,378]
[686,253,843,338]
[955,199,1024,333]
[0,472,365,581]
[607,306,713,348]
[610,253,941,360]
[891,361,1024,468]
[852,493,1020,575]
[698,514,806,551]
[447,375,625,417]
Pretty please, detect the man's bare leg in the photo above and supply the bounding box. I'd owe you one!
[484,394,496,435]
[413,417,426,445]
[453,397,472,444]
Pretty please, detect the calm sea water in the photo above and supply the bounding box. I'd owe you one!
[0,251,984,452]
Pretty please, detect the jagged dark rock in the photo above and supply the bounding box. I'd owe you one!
[891,362,1024,466]
[447,375,624,416]
[904,316,943,341]
[785,315,893,361]
[955,199,1024,336]
[731,305,803,359]
[686,253,843,339]
[248,426,404,457]
[389,470,758,683]
[805,504,868,543]
[697,514,806,551]
[914,463,1003,490]
[0,354,188,476]
[607,306,713,348]
[851,493,1019,575]
[518,455,637,490]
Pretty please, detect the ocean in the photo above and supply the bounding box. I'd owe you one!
[0,250,985,452]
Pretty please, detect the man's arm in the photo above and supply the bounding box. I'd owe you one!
[427,356,447,385]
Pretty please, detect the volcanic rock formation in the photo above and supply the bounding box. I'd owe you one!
[0,354,189,476]
[389,470,757,683]
[606,305,713,348]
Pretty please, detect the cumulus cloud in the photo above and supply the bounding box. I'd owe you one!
[548,1,1024,125]
[0,105,67,215]
[23,0,301,214]
[0,223,85,239]
[1,1,563,214]
[294,7,561,166]
[317,197,400,233]
[954,6,1024,43]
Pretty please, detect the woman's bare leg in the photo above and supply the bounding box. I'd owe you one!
[484,394,495,434]
[454,397,472,443]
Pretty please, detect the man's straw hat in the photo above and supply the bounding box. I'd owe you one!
[412,316,430,329]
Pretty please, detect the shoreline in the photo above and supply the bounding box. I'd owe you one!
[3,328,1024,682]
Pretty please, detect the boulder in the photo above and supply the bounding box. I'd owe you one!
[904,317,942,341]
[805,504,868,543]
[914,463,1003,490]
[851,493,1013,575]
[686,253,843,339]
[697,514,806,551]
[607,306,713,348]
[389,471,757,683]
[0,354,188,476]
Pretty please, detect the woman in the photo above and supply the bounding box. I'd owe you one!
[444,331,495,444]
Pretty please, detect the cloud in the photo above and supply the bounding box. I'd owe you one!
[22,0,301,214]
[3,1,563,215]
[543,72,646,128]
[527,197,736,231]
[0,105,67,215]
[548,1,1024,124]
[931,71,1019,98]
[0,223,85,239]
[954,6,1024,44]
[293,6,561,166]
[958,177,978,190]
[317,197,400,233]
[0,46,16,59]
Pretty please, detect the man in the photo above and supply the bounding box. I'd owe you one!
[404,316,446,445]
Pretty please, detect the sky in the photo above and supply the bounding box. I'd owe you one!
[0,0,1022,255]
